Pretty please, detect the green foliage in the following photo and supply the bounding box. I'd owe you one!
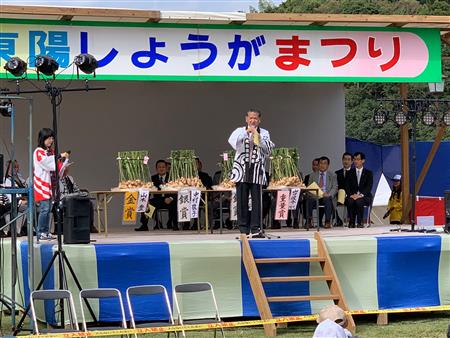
[259,0,450,144]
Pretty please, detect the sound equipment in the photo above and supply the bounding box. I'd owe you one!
[63,195,90,244]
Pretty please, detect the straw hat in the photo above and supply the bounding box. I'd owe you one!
[317,305,347,326]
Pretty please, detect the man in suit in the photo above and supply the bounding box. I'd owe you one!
[135,160,178,231]
[306,156,337,228]
[334,152,353,226]
[345,152,373,228]
[196,158,213,190]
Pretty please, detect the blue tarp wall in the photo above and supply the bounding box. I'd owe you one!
[345,137,450,197]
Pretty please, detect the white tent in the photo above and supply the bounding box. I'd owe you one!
[373,173,391,207]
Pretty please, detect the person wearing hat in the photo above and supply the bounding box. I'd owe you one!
[313,304,354,338]
[383,174,403,224]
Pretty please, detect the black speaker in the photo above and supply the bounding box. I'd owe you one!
[63,196,90,244]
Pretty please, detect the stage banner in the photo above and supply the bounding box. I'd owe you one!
[0,20,441,83]
[289,188,301,210]
[190,189,201,219]
[275,190,290,220]
[231,188,238,221]
[122,191,138,224]
[136,189,150,213]
[177,189,191,222]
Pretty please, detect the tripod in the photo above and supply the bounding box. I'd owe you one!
[1,82,104,335]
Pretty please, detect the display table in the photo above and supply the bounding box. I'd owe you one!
[91,187,320,236]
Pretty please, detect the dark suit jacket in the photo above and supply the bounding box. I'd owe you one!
[304,174,311,187]
[345,167,373,198]
[151,174,168,190]
[198,171,213,190]
[335,168,349,190]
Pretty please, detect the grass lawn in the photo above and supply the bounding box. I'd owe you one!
[1,312,449,337]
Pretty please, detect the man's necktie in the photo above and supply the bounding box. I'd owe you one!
[319,172,324,188]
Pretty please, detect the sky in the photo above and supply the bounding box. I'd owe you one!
[2,0,284,13]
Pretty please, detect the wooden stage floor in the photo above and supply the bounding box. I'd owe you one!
[86,224,442,244]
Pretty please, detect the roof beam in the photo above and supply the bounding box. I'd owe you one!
[246,13,450,25]
[0,5,161,21]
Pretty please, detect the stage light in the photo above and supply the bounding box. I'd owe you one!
[422,111,436,126]
[35,55,59,76]
[394,111,408,126]
[373,110,387,126]
[0,100,12,117]
[4,57,27,77]
[74,53,98,74]
[443,111,450,126]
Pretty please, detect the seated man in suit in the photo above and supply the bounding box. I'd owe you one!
[334,152,353,226]
[306,156,337,228]
[196,157,213,190]
[345,152,373,228]
[135,160,178,231]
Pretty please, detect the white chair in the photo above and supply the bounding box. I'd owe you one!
[79,288,127,332]
[126,285,178,338]
[173,282,224,338]
[30,289,79,335]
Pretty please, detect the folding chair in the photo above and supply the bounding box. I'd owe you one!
[30,289,79,334]
[79,288,127,332]
[126,285,178,338]
[173,282,224,338]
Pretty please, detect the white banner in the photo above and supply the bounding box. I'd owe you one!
[289,188,301,210]
[177,189,191,222]
[136,189,150,213]
[0,23,440,82]
[190,189,201,219]
[230,188,238,221]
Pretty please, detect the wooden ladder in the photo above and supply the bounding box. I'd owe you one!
[241,232,356,337]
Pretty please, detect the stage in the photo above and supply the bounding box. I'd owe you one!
[2,224,450,325]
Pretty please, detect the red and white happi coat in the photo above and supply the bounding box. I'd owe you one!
[33,147,58,202]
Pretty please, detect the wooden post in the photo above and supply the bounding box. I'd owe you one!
[415,123,447,195]
[403,123,447,218]
[377,313,389,325]
[399,84,410,224]
[241,235,277,337]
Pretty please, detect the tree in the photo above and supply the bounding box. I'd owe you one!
[259,0,450,144]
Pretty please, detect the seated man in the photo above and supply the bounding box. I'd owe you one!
[334,152,353,226]
[136,160,178,231]
[196,157,213,190]
[345,152,373,228]
[3,160,28,236]
[0,193,11,237]
[305,156,337,228]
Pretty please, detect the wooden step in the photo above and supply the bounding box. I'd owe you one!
[261,275,333,283]
[255,257,326,264]
[267,294,340,302]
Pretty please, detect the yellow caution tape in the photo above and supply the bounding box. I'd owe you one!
[16,305,450,338]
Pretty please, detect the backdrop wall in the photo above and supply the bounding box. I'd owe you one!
[0,81,345,229]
